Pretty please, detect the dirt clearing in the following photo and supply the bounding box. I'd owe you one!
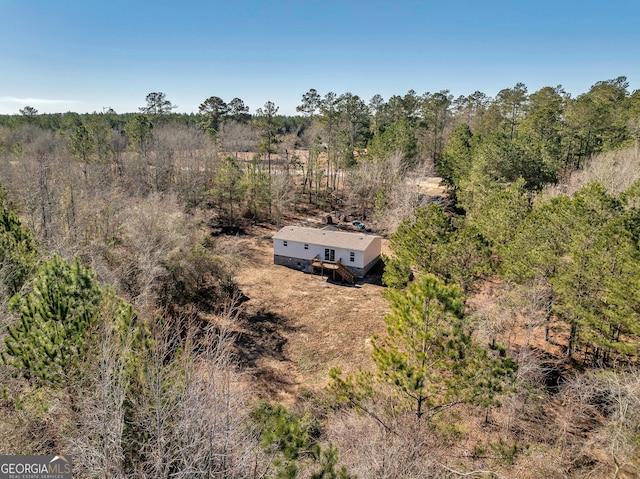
[224,226,389,403]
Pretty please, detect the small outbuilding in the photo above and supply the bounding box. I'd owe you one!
[272,225,382,280]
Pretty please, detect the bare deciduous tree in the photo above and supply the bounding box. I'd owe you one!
[131,304,259,479]
[71,308,135,479]
[116,192,186,314]
[557,371,640,478]
[219,120,257,160]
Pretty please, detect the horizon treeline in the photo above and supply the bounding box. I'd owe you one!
[2,76,638,154]
[1,76,638,223]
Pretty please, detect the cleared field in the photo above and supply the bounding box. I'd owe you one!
[224,225,389,403]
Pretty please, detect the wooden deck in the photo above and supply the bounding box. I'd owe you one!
[311,256,355,284]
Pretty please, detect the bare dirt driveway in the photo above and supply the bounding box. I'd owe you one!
[227,225,389,403]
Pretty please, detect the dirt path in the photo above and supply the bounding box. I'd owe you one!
[228,229,389,403]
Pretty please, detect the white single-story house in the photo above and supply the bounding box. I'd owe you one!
[272,226,382,279]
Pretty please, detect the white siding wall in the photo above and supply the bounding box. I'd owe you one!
[363,237,382,266]
[328,246,364,268]
[274,239,309,262]
[274,239,366,268]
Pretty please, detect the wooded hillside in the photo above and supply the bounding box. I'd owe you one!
[0,78,639,478]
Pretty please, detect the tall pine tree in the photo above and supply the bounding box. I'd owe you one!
[3,255,136,384]
[331,274,517,422]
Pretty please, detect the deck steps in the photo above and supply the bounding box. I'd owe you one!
[311,256,355,284]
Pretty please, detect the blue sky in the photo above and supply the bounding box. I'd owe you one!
[1,0,638,115]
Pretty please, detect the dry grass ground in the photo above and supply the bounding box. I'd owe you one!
[221,223,389,403]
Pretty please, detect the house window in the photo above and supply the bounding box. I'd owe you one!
[324,248,335,262]
[304,244,309,250]
[350,252,355,262]
[283,240,288,247]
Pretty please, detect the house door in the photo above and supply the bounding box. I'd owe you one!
[324,248,335,262]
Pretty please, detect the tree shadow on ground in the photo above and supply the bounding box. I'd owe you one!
[233,307,298,398]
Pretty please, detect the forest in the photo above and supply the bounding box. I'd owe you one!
[0,77,639,478]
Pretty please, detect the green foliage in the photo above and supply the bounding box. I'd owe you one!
[254,101,281,159]
[244,157,271,221]
[374,275,466,418]
[503,182,640,361]
[0,188,38,296]
[124,114,153,153]
[377,275,516,418]
[297,89,322,117]
[564,76,631,166]
[384,204,492,291]
[375,91,421,128]
[597,215,640,355]
[161,243,235,315]
[366,119,417,166]
[456,133,555,215]
[197,95,228,136]
[68,123,96,165]
[496,83,529,139]
[336,92,370,159]
[620,177,640,207]
[551,212,640,360]
[19,106,38,117]
[66,117,116,174]
[489,438,525,466]
[380,255,412,290]
[441,80,632,214]
[209,156,247,227]
[82,113,113,162]
[502,194,575,283]
[503,183,619,283]
[432,411,468,444]
[253,402,354,479]
[254,402,310,469]
[437,123,474,188]
[437,224,494,289]
[466,178,532,250]
[2,255,136,384]
[309,444,354,479]
[331,275,517,425]
[518,86,566,174]
[387,204,454,275]
[422,90,453,162]
[139,92,177,115]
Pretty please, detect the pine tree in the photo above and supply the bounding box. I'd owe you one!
[253,402,354,479]
[0,187,38,296]
[331,274,517,423]
[2,255,136,384]
[124,114,154,154]
[502,182,640,361]
[551,213,640,362]
[437,123,474,189]
[466,178,531,251]
[366,118,418,167]
[210,157,246,228]
[244,157,271,221]
[68,123,96,177]
[384,204,492,291]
